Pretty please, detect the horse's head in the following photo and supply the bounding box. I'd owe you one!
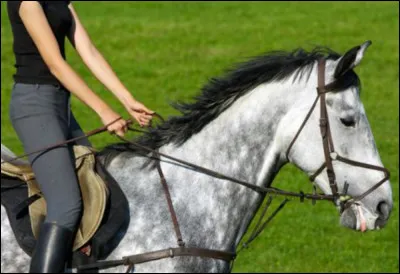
[284,41,393,232]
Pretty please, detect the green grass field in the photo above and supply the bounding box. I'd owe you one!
[1,2,398,273]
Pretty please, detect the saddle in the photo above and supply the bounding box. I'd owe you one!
[1,144,130,267]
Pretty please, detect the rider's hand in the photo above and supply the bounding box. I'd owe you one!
[121,96,154,127]
[99,108,128,137]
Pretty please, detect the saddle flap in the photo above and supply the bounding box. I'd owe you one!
[1,145,109,251]
[1,162,35,182]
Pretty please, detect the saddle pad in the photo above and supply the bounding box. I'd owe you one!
[1,159,130,261]
[1,145,108,251]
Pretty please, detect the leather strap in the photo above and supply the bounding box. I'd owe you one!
[77,247,236,271]
[155,151,185,247]
[1,117,125,166]
[117,133,336,203]
[286,94,320,161]
[317,59,339,198]
[12,193,42,218]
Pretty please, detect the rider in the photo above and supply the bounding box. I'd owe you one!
[6,1,154,272]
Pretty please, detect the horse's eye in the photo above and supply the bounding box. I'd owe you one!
[340,117,356,127]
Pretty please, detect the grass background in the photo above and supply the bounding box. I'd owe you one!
[1,1,398,273]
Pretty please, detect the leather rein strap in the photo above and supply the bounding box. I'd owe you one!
[154,150,185,248]
[1,116,125,166]
[78,247,236,272]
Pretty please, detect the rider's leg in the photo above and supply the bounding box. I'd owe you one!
[9,83,84,272]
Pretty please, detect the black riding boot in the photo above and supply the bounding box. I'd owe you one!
[29,222,74,273]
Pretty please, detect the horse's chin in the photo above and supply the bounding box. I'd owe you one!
[339,203,376,232]
[340,207,358,230]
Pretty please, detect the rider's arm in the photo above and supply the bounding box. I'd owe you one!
[18,1,126,134]
[67,3,153,126]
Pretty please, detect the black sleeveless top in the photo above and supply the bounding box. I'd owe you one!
[7,1,72,85]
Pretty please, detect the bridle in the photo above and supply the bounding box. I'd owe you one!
[1,59,390,272]
[286,58,390,213]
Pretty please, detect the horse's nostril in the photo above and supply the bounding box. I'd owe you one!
[374,201,391,229]
[377,201,390,219]
[340,117,356,127]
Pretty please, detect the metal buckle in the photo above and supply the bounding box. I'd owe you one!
[339,195,352,202]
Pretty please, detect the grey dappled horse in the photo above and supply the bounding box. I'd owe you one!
[1,41,393,273]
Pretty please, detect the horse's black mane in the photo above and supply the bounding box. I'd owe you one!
[99,46,346,166]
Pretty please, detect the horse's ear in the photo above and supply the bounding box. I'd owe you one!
[333,40,372,78]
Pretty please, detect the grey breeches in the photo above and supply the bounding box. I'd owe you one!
[9,83,92,231]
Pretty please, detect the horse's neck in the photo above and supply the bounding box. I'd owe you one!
[158,81,302,249]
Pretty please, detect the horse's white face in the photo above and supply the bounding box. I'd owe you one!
[283,42,393,232]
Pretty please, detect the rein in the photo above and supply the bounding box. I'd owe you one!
[1,116,124,166]
[117,130,336,202]
[1,58,391,272]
